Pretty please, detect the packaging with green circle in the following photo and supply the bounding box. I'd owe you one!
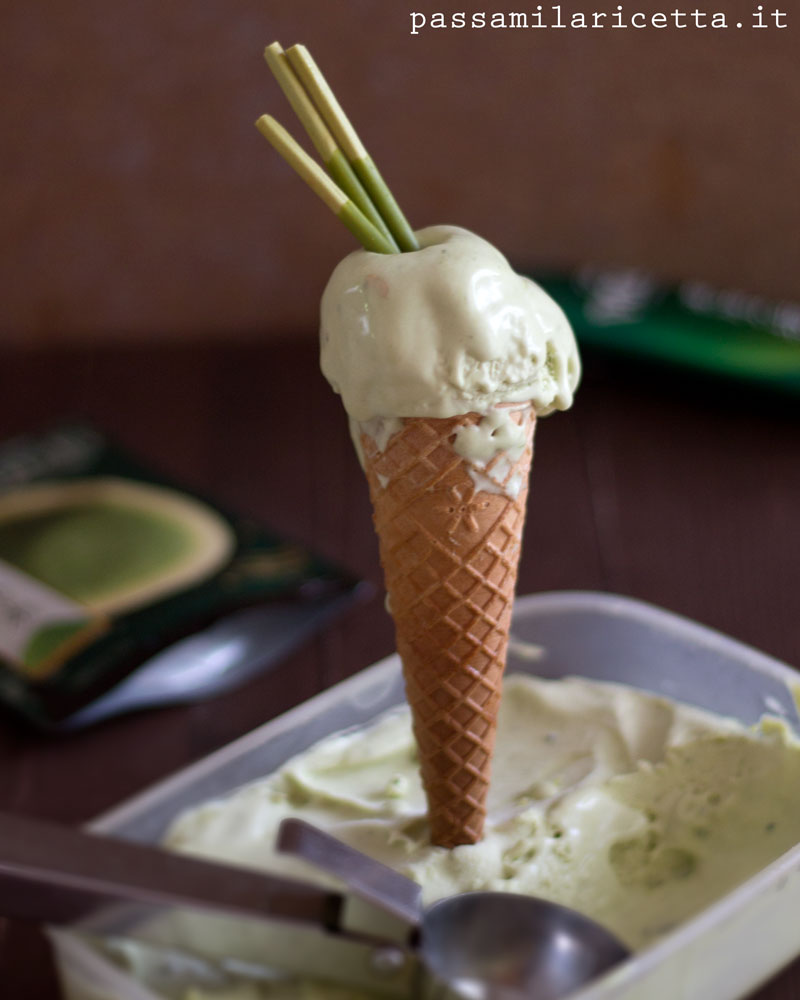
[0,425,363,728]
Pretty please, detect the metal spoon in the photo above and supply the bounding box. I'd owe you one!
[0,811,629,998]
[277,818,630,999]
[419,892,630,999]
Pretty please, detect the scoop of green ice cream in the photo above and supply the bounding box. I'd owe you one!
[320,225,580,423]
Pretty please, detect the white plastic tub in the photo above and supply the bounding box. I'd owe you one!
[49,591,800,1000]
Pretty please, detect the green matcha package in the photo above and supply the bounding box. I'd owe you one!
[536,269,800,395]
[0,424,365,729]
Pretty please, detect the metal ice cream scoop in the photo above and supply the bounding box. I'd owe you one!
[277,819,630,999]
[0,811,629,999]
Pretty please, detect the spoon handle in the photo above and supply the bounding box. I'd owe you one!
[0,810,342,930]
[277,818,422,926]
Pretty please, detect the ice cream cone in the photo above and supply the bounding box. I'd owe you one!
[360,403,536,847]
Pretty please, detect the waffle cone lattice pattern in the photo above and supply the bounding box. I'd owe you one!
[361,405,535,847]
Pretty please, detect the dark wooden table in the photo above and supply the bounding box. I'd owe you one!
[0,337,798,997]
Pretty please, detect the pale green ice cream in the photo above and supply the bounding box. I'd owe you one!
[145,674,800,1000]
[320,225,580,469]
[320,225,580,422]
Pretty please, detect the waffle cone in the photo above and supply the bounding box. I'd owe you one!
[360,404,536,848]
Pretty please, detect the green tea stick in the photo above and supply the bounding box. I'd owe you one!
[285,44,419,253]
[255,115,396,254]
[264,43,399,252]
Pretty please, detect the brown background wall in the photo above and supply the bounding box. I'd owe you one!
[2,0,798,345]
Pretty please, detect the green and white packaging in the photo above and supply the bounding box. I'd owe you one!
[538,269,800,395]
[0,424,363,728]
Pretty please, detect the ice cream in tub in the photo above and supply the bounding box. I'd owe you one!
[48,592,800,1000]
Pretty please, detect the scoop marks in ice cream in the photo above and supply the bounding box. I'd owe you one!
[320,225,580,424]
[161,675,800,999]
